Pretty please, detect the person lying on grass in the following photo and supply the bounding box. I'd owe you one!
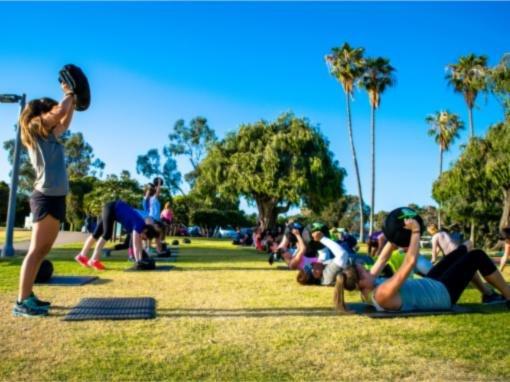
[373,223,505,304]
[296,223,372,286]
[269,228,321,270]
[75,200,158,270]
[333,218,510,313]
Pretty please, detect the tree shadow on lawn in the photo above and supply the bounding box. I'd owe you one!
[171,266,289,272]
[156,304,509,319]
[153,307,338,318]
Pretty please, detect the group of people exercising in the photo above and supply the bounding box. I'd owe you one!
[11,70,510,318]
[268,210,510,313]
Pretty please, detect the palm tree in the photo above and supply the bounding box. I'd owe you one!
[446,54,488,138]
[325,43,366,242]
[359,57,396,236]
[426,110,464,228]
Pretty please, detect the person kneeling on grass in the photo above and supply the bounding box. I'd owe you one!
[333,218,510,313]
[75,200,158,270]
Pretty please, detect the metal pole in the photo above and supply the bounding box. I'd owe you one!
[2,94,26,257]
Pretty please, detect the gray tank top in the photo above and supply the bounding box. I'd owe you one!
[372,278,452,311]
[28,133,68,196]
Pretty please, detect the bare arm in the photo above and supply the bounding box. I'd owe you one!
[431,234,439,262]
[370,241,397,277]
[41,93,75,137]
[500,242,509,272]
[288,229,306,269]
[373,220,421,310]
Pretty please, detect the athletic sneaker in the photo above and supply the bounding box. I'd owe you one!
[482,292,506,304]
[30,292,51,308]
[75,254,90,268]
[268,253,274,266]
[12,299,48,318]
[88,259,105,271]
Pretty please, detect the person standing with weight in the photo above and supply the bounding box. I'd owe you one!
[13,64,90,317]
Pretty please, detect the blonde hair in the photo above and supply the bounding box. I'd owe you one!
[334,266,359,313]
[164,202,171,210]
[19,98,58,149]
[427,223,439,235]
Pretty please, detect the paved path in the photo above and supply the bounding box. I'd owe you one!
[1,231,88,251]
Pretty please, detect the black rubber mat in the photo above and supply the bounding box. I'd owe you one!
[64,297,156,321]
[345,303,473,318]
[124,265,174,272]
[36,276,98,286]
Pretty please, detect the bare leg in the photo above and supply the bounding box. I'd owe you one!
[79,235,96,257]
[18,215,60,301]
[484,271,510,299]
[471,272,494,295]
[90,237,107,261]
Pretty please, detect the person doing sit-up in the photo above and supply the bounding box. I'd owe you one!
[75,200,158,270]
[334,218,510,313]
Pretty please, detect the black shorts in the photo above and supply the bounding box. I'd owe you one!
[30,190,66,223]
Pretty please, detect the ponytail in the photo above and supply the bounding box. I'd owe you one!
[19,98,58,149]
[333,265,360,313]
[334,273,348,312]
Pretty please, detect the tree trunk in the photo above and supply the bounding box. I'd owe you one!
[345,92,365,242]
[255,197,278,232]
[369,105,376,237]
[438,148,443,229]
[468,106,474,139]
[499,188,510,231]
[470,219,475,246]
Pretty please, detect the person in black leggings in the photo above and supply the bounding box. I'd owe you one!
[75,200,158,270]
[334,219,510,312]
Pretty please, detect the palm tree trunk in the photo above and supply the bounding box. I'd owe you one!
[438,148,443,229]
[369,105,376,237]
[345,92,365,242]
[468,106,474,138]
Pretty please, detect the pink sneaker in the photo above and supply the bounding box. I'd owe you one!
[88,259,105,271]
[75,254,90,268]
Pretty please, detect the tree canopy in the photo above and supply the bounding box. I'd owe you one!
[195,113,345,230]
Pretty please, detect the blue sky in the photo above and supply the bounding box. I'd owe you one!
[0,2,508,215]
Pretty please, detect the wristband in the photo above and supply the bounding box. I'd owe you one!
[412,230,420,234]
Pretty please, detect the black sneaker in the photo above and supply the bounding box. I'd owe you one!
[268,253,274,266]
[12,300,48,318]
[30,292,51,308]
[482,292,506,304]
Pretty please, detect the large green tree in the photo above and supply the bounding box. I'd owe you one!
[433,138,501,245]
[325,42,366,242]
[426,110,464,228]
[484,121,510,230]
[166,117,217,187]
[359,56,396,236]
[446,54,488,138]
[195,113,345,231]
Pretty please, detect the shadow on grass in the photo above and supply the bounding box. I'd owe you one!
[170,266,287,272]
[155,307,337,318]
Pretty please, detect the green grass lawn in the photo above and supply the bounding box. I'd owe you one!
[0,237,509,381]
[0,228,32,246]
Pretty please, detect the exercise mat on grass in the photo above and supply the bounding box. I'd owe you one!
[64,297,156,321]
